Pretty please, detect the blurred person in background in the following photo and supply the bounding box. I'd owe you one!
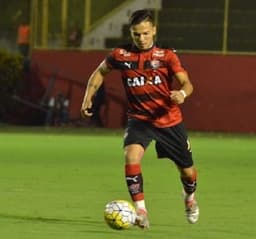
[89,83,105,127]
[67,22,83,48]
[46,92,70,126]
[16,18,30,58]
[81,9,199,229]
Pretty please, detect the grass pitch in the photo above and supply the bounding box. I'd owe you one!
[0,128,255,239]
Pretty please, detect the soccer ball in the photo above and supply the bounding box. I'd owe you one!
[104,200,136,230]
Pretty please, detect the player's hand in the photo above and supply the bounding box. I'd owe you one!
[170,90,185,104]
[81,101,93,117]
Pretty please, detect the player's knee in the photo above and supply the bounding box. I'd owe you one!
[124,144,144,164]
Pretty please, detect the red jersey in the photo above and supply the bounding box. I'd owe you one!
[105,43,186,128]
[17,24,30,44]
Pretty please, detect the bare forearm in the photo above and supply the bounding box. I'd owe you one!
[170,71,194,104]
[83,61,110,102]
[180,80,193,98]
[81,61,110,117]
[83,71,104,102]
[175,71,193,97]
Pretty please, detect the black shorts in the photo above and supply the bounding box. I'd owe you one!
[123,118,193,168]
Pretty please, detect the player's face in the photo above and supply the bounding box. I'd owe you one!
[130,21,156,50]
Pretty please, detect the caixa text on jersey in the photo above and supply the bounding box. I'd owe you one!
[126,75,162,87]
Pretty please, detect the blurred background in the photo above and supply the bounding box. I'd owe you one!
[0,0,256,132]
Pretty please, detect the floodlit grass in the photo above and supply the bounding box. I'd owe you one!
[0,128,256,239]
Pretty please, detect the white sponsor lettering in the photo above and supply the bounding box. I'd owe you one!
[127,75,162,87]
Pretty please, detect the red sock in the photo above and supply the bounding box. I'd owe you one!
[125,164,144,201]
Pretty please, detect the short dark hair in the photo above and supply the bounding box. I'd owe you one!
[129,9,154,27]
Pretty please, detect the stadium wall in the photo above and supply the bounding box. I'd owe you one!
[30,50,256,133]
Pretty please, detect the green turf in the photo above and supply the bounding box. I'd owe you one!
[0,128,255,239]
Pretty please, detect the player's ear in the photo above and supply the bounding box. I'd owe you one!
[152,26,156,36]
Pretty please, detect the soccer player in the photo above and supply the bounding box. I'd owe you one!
[81,9,199,228]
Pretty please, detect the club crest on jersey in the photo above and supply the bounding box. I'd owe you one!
[150,60,161,69]
[127,75,162,87]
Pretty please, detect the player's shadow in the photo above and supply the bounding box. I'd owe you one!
[0,213,99,226]
[0,213,135,234]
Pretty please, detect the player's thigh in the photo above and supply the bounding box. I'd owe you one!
[123,118,152,164]
[155,122,193,168]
